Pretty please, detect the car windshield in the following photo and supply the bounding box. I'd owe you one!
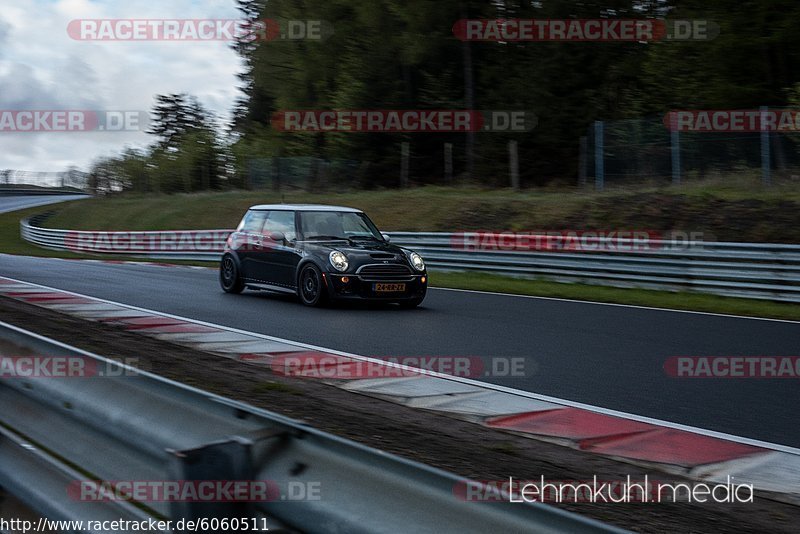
[299,211,383,241]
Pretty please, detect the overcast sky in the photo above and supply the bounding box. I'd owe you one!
[0,0,244,172]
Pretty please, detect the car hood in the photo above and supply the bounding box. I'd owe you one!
[304,240,409,256]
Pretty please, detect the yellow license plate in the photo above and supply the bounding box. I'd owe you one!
[374,283,406,292]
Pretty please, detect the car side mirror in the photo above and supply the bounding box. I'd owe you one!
[269,231,285,243]
[381,233,391,242]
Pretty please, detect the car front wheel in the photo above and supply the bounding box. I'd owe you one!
[220,254,244,294]
[298,264,328,307]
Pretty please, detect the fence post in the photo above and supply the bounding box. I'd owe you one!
[594,120,604,191]
[578,136,587,187]
[444,143,453,183]
[400,142,410,188]
[760,106,771,186]
[671,128,681,185]
[271,156,281,192]
[509,140,520,190]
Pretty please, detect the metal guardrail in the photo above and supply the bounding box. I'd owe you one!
[0,169,90,192]
[0,321,621,533]
[390,232,800,303]
[0,188,86,196]
[20,215,800,302]
[21,213,229,262]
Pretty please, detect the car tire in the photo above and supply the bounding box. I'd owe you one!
[298,264,328,307]
[220,254,245,294]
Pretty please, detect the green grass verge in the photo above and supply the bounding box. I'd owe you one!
[0,203,213,266]
[0,203,86,257]
[430,271,800,321]
[41,181,800,243]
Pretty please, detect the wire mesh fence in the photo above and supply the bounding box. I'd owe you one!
[245,157,364,191]
[0,169,90,191]
[10,112,800,194]
[582,112,800,189]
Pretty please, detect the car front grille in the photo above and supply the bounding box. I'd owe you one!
[357,263,414,281]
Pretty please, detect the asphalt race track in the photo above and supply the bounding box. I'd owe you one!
[0,252,797,447]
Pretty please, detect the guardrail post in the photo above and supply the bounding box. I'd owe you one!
[167,440,256,521]
[167,428,289,521]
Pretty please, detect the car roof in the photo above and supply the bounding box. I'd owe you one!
[248,204,362,213]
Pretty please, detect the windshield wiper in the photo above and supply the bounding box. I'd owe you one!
[305,235,348,241]
[349,235,381,241]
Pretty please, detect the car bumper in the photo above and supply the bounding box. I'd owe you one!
[323,272,427,301]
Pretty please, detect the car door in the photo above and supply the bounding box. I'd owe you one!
[251,209,300,289]
[236,209,269,281]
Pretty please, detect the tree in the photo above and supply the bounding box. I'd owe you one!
[146,94,225,192]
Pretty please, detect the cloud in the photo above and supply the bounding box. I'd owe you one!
[0,0,245,171]
[0,17,10,57]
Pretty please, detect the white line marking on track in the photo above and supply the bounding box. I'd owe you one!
[430,286,800,324]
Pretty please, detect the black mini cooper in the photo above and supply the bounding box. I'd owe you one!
[219,204,428,307]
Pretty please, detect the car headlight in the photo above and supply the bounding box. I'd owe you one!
[409,252,425,272]
[329,250,349,272]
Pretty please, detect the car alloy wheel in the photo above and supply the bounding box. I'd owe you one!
[299,264,327,306]
[220,255,244,294]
